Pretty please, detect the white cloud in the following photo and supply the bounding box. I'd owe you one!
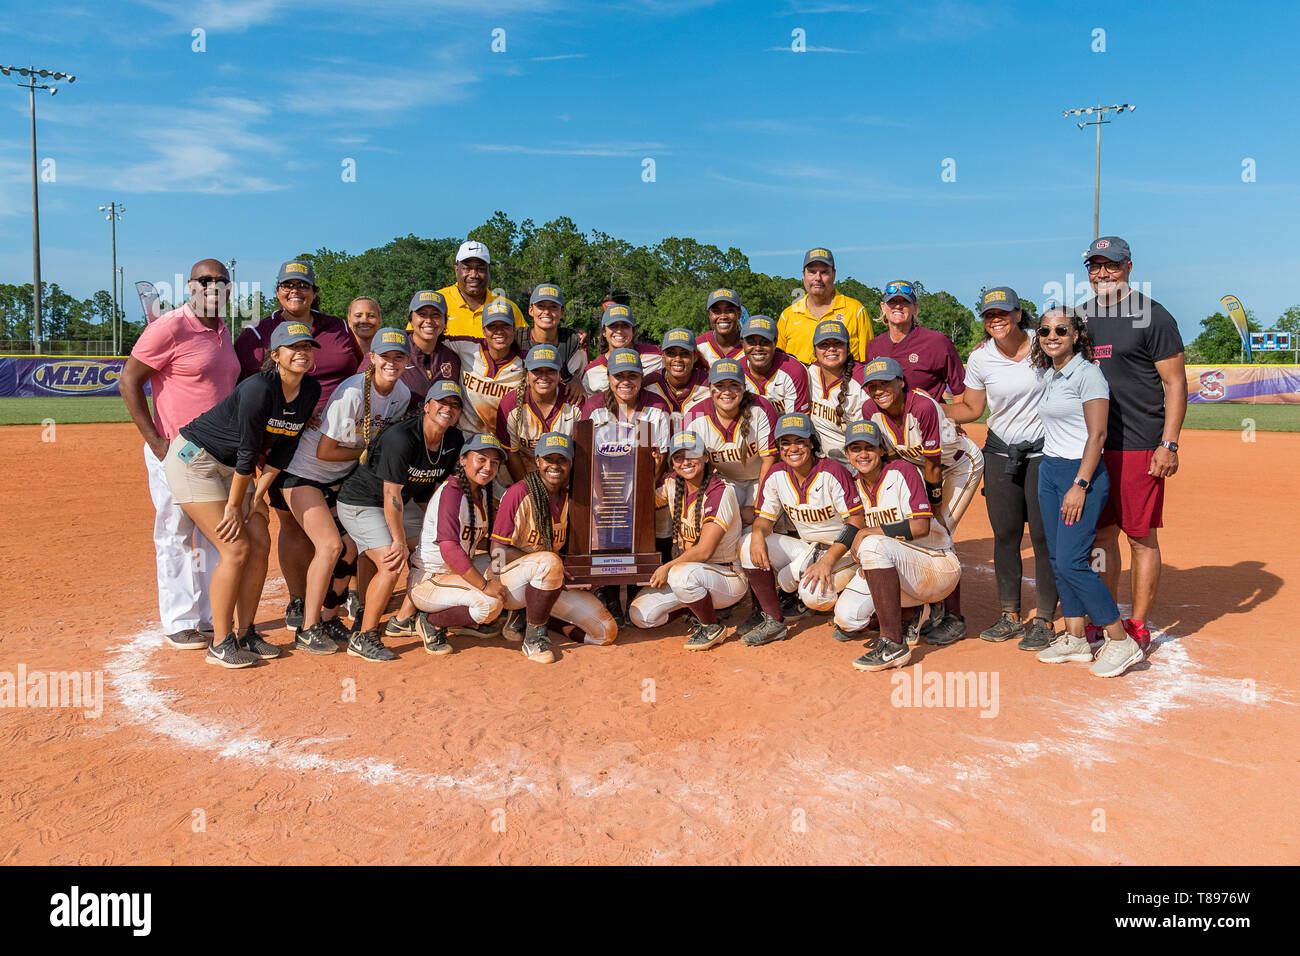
[474,142,669,157]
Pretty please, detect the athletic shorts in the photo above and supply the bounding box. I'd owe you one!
[1097,448,1164,538]
[268,471,341,512]
[337,499,425,553]
[162,435,252,507]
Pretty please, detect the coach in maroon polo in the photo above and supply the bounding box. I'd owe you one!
[862,280,965,403]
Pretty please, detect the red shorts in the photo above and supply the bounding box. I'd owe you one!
[1098,448,1165,538]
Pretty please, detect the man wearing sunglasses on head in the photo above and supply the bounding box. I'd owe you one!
[122,259,242,651]
[778,248,873,364]
[862,280,967,405]
[1072,236,1186,653]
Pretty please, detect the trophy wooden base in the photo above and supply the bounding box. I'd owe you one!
[565,553,662,587]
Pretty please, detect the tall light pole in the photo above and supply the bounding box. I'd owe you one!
[228,258,238,330]
[118,266,125,354]
[1,65,76,353]
[1063,102,1136,240]
[99,203,124,352]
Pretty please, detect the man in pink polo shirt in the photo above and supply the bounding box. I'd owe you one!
[121,258,241,649]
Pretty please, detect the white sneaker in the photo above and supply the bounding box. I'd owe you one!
[1036,633,1094,664]
[1090,636,1144,678]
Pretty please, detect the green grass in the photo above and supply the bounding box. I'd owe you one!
[0,396,1297,431]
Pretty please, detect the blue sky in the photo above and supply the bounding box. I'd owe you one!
[2,0,1298,339]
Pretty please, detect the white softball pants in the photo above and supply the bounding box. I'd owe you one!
[739,531,858,612]
[627,561,749,628]
[833,536,962,632]
[939,437,985,533]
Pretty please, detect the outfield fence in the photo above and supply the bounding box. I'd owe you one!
[1186,365,1300,403]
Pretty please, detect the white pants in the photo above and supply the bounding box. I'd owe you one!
[628,562,748,628]
[833,536,962,632]
[739,531,858,612]
[939,438,984,533]
[410,554,505,625]
[144,443,218,633]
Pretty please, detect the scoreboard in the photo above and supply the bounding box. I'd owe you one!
[1249,332,1292,352]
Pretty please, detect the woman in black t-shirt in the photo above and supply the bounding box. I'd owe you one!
[164,322,322,668]
[337,379,466,651]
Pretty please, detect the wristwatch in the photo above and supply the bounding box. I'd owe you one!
[1074,477,1090,490]
[1160,440,1179,452]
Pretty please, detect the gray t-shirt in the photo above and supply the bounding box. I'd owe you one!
[1038,353,1110,459]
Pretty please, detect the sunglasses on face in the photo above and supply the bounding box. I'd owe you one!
[279,281,312,292]
[192,275,229,287]
[1085,260,1127,275]
[884,282,915,297]
[1038,324,1072,338]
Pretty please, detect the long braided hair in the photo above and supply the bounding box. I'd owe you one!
[833,353,856,427]
[507,377,530,447]
[524,467,556,552]
[671,459,715,557]
[736,390,756,460]
[357,365,377,465]
[453,458,496,559]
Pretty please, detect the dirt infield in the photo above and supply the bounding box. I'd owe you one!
[1,423,1296,865]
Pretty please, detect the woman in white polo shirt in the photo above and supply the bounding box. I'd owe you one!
[946,288,1057,652]
[1031,307,1143,678]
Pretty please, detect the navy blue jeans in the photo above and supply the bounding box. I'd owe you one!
[1037,456,1120,625]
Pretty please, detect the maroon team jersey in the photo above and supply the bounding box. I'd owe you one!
[235,309,362,410]
[861,324,965,402]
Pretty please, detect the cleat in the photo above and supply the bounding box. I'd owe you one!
[385,614,419,640]
[319,616,351,644]
[415,613,452,656]
[501,609,526,643]
[741,613,789,647]
[522,624,555,663]
[684,621,726,651]
[1123,618,1152,654]
[925,612,967,647]
[853,639,912,672]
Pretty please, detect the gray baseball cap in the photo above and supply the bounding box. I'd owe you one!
[525,343,562,371]
[845,420,884,447]
[409,290,447,314]
[426,379,465,405]
[708,358,744,385]
[859,357,906,385]
[1084,236,1131,262]
[535,431,574,460]
[774,412,814,441]
[812,320,849,345]
[979,287,1020,315]
[462,433,505,459]
[707,288,741,309]
[803,247,835,268]
[530,283,565,306]
[661,327,696,352]
[269,320,320,350]
[741,314,777,341]
[670,431,707,460]
[601,303,634,327]
[277,260,316,286]
[607,347,644,376]
[483,299,516,327]
[371,327,410,355]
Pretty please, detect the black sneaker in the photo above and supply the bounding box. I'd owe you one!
[385,614,419,640]
[285,597,306,629]
[501,609,526,643]
[779,590,809,620]
[1017,617,1056,652]
[350,609,365,635]
[831,624,861,643]
[522,624,555,663]
[598,587,628,628]
[206,633,260,669]
[320,616,351,644]
[925,612,968,647]
[852,639,912,672]
[163,628,208,650]
[348,627,398,662]
[238,625,280,659]
[294,623,338,655]
[684,622,726,651]
[449,620,501,639]
[741,613,789,647]
[733,607,765,642]
[980,612,1025,643]
[415,613,452,656]
[344,589,362,620]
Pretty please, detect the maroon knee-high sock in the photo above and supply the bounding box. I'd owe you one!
[864,568,904,645]
[944,581,962,617]
[683,597,717,626]
[745,568,785,621]
[525,584,561,626]
[425,606,474,628]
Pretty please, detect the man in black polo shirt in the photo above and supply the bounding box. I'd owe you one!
[1073,236,1186,652]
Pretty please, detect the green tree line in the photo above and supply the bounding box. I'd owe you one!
[0,283,140,350]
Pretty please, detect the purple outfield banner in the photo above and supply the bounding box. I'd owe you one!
[1186,365,1300,404]
[0,356,136,398]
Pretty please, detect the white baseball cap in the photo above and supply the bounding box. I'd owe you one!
[456,240,490,265]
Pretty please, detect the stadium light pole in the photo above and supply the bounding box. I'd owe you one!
[1063,103,1136,240]
[2,65,75,353]
[118,266,125,354]
[99,202,125,353]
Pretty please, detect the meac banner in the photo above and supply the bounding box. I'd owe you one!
[0,356,143,398]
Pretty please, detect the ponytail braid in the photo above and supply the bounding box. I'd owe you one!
[692,461,713,549]
[358,365,376,465]
[672,461,714,557]
[524,468,554,552]
[454,462,477,559]
[508,378,528,450]
[833,354,856,427]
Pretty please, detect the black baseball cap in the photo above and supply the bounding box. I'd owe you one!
[1084,236,1132,263]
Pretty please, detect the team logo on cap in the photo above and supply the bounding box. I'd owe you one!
[418,291,437,301]
[864,360,890,376]
[380,331,405,345]
[286,323,311,336]
[613,352,639,367]
[608,305,630,318]
[750,317,773,330]
[477,435,503,450]
[1095,239,1110,249]
[817,321,847,337]
[539,286,558,296]
[714,360,741,375]
[780,414,805,429]
[985,290,1007,303]
[809,249,830,258]
[847,421,878,442]
[715,288,735,298]
[534,346,557,360]
[543,434,569,449]
[284,262,308,274]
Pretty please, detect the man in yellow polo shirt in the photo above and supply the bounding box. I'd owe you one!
[439,240,526,337]
[778,247,872,363]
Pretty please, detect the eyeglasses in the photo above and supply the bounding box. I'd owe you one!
[279,281,313,291]
[192,275,229,287]
[884,282,915,297]
[1037,324,1072,337]
[1085,260,1127,275]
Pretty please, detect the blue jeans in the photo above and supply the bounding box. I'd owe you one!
[1037,456,1120,625]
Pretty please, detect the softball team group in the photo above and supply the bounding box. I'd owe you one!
[128,238,1184,681]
